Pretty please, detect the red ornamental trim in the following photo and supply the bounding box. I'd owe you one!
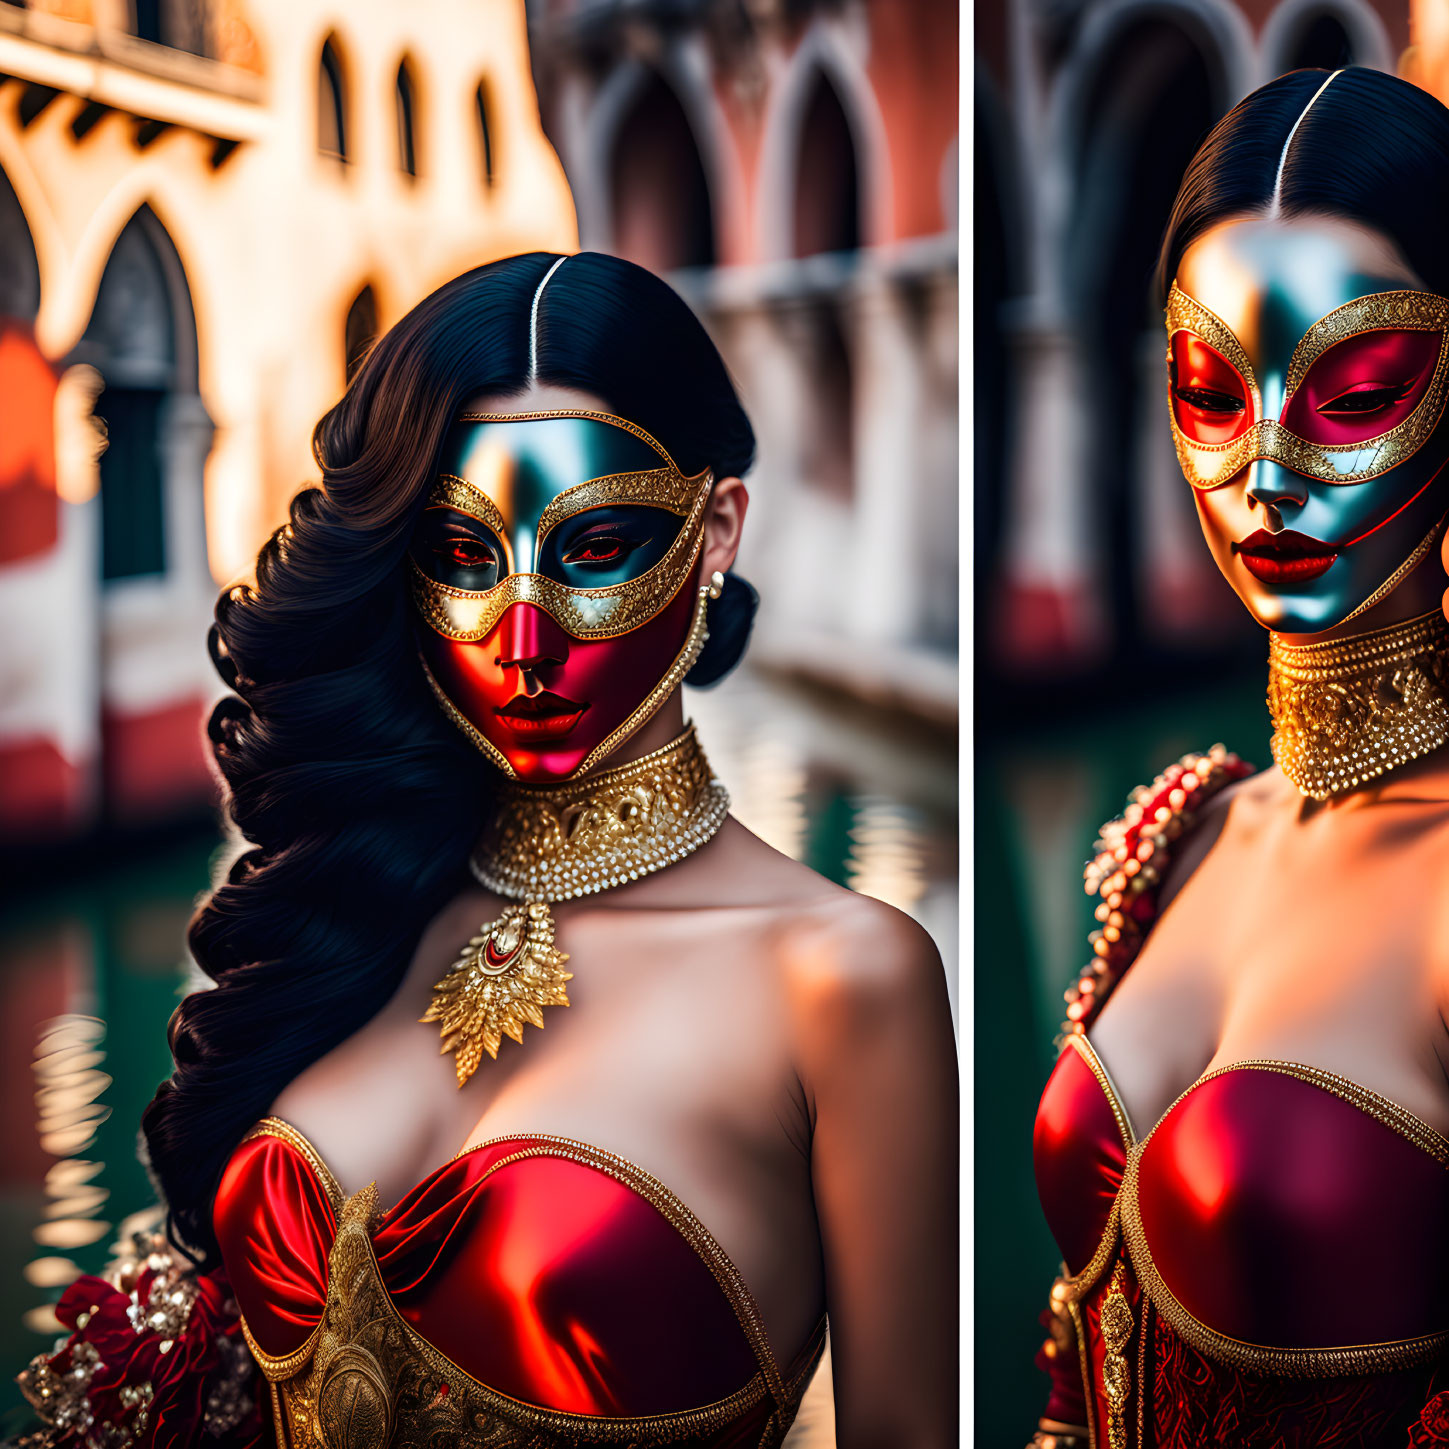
[1057,745,1254,1047]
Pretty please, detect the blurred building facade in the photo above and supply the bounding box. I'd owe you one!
[977,0,1407,682]
[527,0,960,725]
[0,0,576,843]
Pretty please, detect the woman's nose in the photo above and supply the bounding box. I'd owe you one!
[1244,460,1309,521]
[495,601,570,677]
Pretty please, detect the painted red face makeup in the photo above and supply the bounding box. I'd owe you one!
[409,412,714,781]
[420,584,702,782]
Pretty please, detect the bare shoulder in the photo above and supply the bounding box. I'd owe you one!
[1155,764,1270,913]
[704,814,948,1034]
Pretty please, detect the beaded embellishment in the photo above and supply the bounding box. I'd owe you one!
[1059,745,1254,1047]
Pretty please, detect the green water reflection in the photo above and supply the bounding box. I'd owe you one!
[975,665,1272,1447]
[0,671,957,1430]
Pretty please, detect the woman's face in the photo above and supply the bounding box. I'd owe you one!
[408,388,712,782]
[1171,215,1449,633]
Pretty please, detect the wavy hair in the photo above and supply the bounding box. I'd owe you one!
[142,251,757,1263]
[1157,66,1449,300]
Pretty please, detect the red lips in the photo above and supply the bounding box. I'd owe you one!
[1233,529,1340,584]
[494,691,588,740]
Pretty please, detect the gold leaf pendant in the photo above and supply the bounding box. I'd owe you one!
[420,902,572,1087]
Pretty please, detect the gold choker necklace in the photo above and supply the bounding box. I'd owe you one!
[1268,608,1449,801]
[422,725,729,1085]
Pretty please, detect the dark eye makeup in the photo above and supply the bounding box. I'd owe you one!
[1174,384,1247,414]
[560,522,651,567]
[1316,380,1418,417]
[411,508,504,589]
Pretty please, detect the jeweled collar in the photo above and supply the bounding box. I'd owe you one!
[1268,608,1449,800]
[421,725,729,1084]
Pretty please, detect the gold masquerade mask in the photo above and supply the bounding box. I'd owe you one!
[409,410,713,642]
[1166,286,1449,489]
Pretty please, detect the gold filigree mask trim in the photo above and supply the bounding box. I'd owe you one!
[413,424,713,644]
[1166,286,1449,488]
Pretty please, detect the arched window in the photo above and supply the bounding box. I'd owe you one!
[475,80,495,187]
[81,207,202,582]
[395,59,418,178]
[793,71,860,257]
[0,166,39,324]
[130,0,205,55]
[0,163,54,569]
[318,37,348,162]
[609,71,715,271]
[345,286,378,383]
[1286,12,1355,68]
[802,300,855,500]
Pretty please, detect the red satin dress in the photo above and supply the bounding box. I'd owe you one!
[215,1120,826,1447]
[1033,1033,1449,1448]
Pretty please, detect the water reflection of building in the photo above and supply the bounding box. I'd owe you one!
[976,0,1405,681]
[528,0,959,721]
[0,0,575,843]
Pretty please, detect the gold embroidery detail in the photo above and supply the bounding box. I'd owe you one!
[470,722,728,902]
[235,1120,824,1442]
[1099,1264,1134,1449]
[1166,286,1449,488]
[1268,606,1449,800]
[1117,1060,1449,1376]
[1136,1294,1150,1447]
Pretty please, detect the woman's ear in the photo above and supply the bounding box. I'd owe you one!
[701,475,748,579]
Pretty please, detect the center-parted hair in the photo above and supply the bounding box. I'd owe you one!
[142,251,758,1264]
[1157,66,1449,302]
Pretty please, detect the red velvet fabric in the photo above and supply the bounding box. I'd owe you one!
[1033,1044,1130,1278]
[214,1130,775,1417]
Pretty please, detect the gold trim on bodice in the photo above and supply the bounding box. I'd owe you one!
[1111,1060,1449,1377]
[1056,1037,1135,1305]
[235,1119,825,1447]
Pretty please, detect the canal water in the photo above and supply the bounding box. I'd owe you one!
[0,665,957,1431]
[975,662,1273,1447]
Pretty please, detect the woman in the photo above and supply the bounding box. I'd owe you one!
[1030,68,1449,1449]
[18,252,957,1448]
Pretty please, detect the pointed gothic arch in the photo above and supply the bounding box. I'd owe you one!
[607,68,715,271]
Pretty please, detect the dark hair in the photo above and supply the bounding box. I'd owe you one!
[142,251,758,1264]
[1157,67,1449,301]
